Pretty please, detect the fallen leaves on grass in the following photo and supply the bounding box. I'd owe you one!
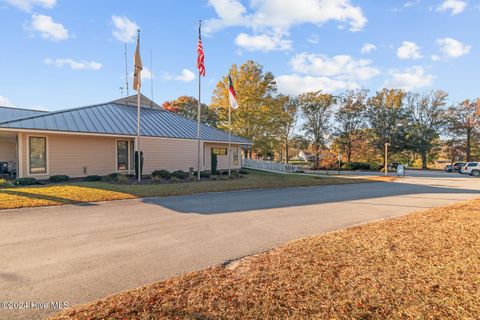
[0,170,389,210]
[0,186,135,210]
[51,199,480,320]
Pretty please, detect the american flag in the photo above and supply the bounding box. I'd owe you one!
[228,75,238,109]
[197,23,205,77]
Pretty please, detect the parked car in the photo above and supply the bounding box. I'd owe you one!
[461,162,480,176]
[453,162,466,173]
[444,164,453,172]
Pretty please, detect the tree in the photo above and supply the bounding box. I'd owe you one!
[210,60,277,157]
[274,95,299,163]
[298,91,336,166]
[448,99,480,161]
[406,91,449,169]
[334,89,368,162]
[162,96,218,127]
[366,89,408,159]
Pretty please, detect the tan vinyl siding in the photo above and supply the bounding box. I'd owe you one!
[204,143,242,171]
[0,139,16,162]
[142,137,201,173]
[20,132,117,179]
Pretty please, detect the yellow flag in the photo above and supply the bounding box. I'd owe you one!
[133,33,142,92]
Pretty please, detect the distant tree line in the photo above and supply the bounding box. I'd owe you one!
[162,60,480,169]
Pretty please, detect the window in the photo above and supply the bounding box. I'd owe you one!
[233,147,239,165]
[117,141,129,170]
[212,147,228,156]
[29,137,47,174]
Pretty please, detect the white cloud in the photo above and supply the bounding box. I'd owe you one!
[437,0,467,15]
[204,0,367,51]
[175,69,196,82]
[0,95,14,107]
[4,0,55,12]
[396,41,422,59]
[361,43,376,54]
[111,15,138,43]
[141,67,154,80]
[431,54,440,61]
[307,34,319,44]
[44,58,102,70]
[290,52,380,81]
[383,66,433,90]
[404,0,421,8]
[436,37,471,58]
[276,74,358,95]
[235,33,291,51]
[29,14,69,41]
[164,69,196,82]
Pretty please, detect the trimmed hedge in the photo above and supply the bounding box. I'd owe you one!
[85,175,102,182]
[342,162,379,170]
[171,170,189,179]
[152,170,171,179]
[15,177,37,186]
[102,173,123,182]
[49,175,70,183]
[194,171,211,179]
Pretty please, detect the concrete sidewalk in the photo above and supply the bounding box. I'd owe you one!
[1,175,479,320]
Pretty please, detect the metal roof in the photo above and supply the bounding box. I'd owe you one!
[0,106,48,122]
[0,102,252,144]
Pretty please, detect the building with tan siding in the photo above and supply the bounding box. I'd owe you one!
[0,96,251,179]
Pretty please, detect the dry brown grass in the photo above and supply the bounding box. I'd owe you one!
[51,199,480,320]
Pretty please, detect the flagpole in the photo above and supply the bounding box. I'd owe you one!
[196,20,202,181]
[136,30,141,183]
[228,97,231,176]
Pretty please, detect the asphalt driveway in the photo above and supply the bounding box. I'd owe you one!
[1,174,479,320]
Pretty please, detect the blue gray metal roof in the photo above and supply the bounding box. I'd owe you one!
[0,106,48,122]
[0,103,252,144]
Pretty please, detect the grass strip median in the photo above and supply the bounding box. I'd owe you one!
[0,170,393,210]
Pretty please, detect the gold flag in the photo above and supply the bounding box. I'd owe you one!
[133,32,142,92]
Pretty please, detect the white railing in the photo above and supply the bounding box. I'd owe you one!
[243,159,294,173]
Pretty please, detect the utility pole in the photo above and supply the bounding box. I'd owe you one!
[384,143,390,176]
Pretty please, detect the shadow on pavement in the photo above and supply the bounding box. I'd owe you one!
[141,181,480,214]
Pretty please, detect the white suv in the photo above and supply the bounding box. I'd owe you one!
[462,162,480,176]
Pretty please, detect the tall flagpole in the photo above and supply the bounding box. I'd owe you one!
[197,20,202,181]
[136,30,142,182]
[228,94,231,176]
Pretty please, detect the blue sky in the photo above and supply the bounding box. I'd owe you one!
[0,0,478,111]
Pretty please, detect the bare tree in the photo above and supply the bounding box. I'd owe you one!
[334,89,368,162]
[298,91,336,167]
[406,91,449,169]
[448,99,480,161]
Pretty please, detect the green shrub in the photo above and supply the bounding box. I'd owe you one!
[152,170,171,179]
[239,169,249,174]
[221,171,229,175]
[0,178,13,188]
[343,162,378,170]
[49,175,70,183]
[15,177,37,186]
[85,175,102,182]
[194,171,211,179]
[116,174,130,184]
[102,173,123,182]
[171,170,189,179]
[211,153,218,174]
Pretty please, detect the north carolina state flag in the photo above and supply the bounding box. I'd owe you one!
[228,75,238,109]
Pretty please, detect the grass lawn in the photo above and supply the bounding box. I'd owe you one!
[0,170,393,210]
[50,199,480,320]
